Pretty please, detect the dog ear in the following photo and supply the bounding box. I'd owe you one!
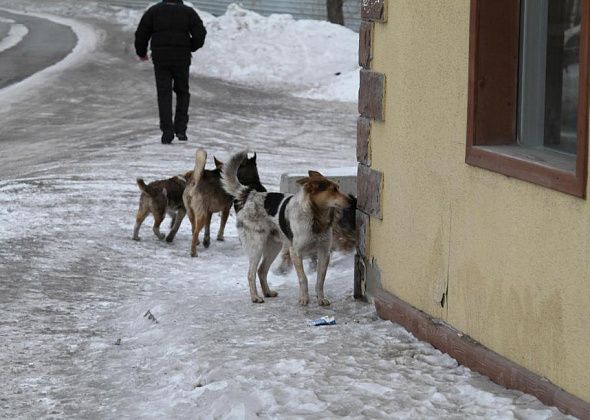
[296,177,310,185]
[214,156,224,170]
[308,170,324,179]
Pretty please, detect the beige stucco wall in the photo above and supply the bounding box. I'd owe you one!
[369,0,590,402]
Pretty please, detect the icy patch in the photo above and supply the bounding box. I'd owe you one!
[0,17,28,53]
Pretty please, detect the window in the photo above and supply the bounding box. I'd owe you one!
[466,0,589,197]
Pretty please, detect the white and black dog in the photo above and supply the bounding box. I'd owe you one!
[222,151,351,305]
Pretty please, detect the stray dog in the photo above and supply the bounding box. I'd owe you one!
[183,151,266,257]
[132,169,196,242]
[222,151,351,305]
[276,194,357,273]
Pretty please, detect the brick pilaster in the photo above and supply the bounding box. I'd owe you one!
[355,0,387,301]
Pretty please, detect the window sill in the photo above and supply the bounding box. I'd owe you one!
[466,144,585,197]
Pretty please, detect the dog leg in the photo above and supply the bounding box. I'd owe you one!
[152,210,166,240]
[186,206,199,257]
[187,206,198,255]
[290,249,309,306]
[132,205,149,241]
[257,239,281,298]
[203,211,213,248]
[166,208,185,243]
[315,249,331,306]
[274,244,292,275]
[217,206,231,242]
[191,214,207,257]
[248,251,265,303]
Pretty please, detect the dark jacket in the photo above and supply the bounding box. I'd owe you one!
[134,0,207,65]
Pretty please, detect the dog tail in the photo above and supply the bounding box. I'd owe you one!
[136,178,158,197]
[189,149,207,185]
[222,150,248,197]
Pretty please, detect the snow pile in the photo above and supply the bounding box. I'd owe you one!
[192,4,359,102]
[113,2,359,102]
[0,16,28,53]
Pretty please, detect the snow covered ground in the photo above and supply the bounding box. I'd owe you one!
[0,1,574,418]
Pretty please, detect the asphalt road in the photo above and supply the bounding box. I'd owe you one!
[0,10,76,89]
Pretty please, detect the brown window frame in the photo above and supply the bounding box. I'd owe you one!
[466,0,590,198]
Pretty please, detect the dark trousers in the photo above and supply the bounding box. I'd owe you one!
[153,63,190,134]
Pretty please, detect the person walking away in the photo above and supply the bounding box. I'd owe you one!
[135,0,207,144]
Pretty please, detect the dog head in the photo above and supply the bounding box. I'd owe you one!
[297,171,350,209]
[237,153,266,192]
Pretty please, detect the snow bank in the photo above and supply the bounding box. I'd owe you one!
[0,17,28,53]
[192,4,360,102]
[114,3,360,103]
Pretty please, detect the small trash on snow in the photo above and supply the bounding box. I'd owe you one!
[308,316,336,327]
[144,310,158,324]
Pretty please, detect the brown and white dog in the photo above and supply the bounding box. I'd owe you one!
[222,151,351,305]
[183,151,266,257]
[276,194,357,274]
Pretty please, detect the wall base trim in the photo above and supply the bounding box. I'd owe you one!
[373,288,590,419]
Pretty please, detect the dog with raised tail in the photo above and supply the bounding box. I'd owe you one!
[222,151,351,305]
[183,152,266,258]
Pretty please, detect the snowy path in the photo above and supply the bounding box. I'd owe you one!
[0,1,572,419]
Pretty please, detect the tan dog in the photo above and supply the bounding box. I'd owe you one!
[183,152,266,257]
[222,151,351,305]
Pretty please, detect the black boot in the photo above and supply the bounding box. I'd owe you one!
[161,131,174,144]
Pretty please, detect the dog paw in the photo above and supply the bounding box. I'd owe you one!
[216,236,225,242]
[203,238,210,248]
[298,296,309,306]
[191,252,198,258]
[251,296,265,303]
[318,298,331,306]
[132,236,140,241]
[157,234,165,240]
[264,290,278,298]
[165,236,174,243]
